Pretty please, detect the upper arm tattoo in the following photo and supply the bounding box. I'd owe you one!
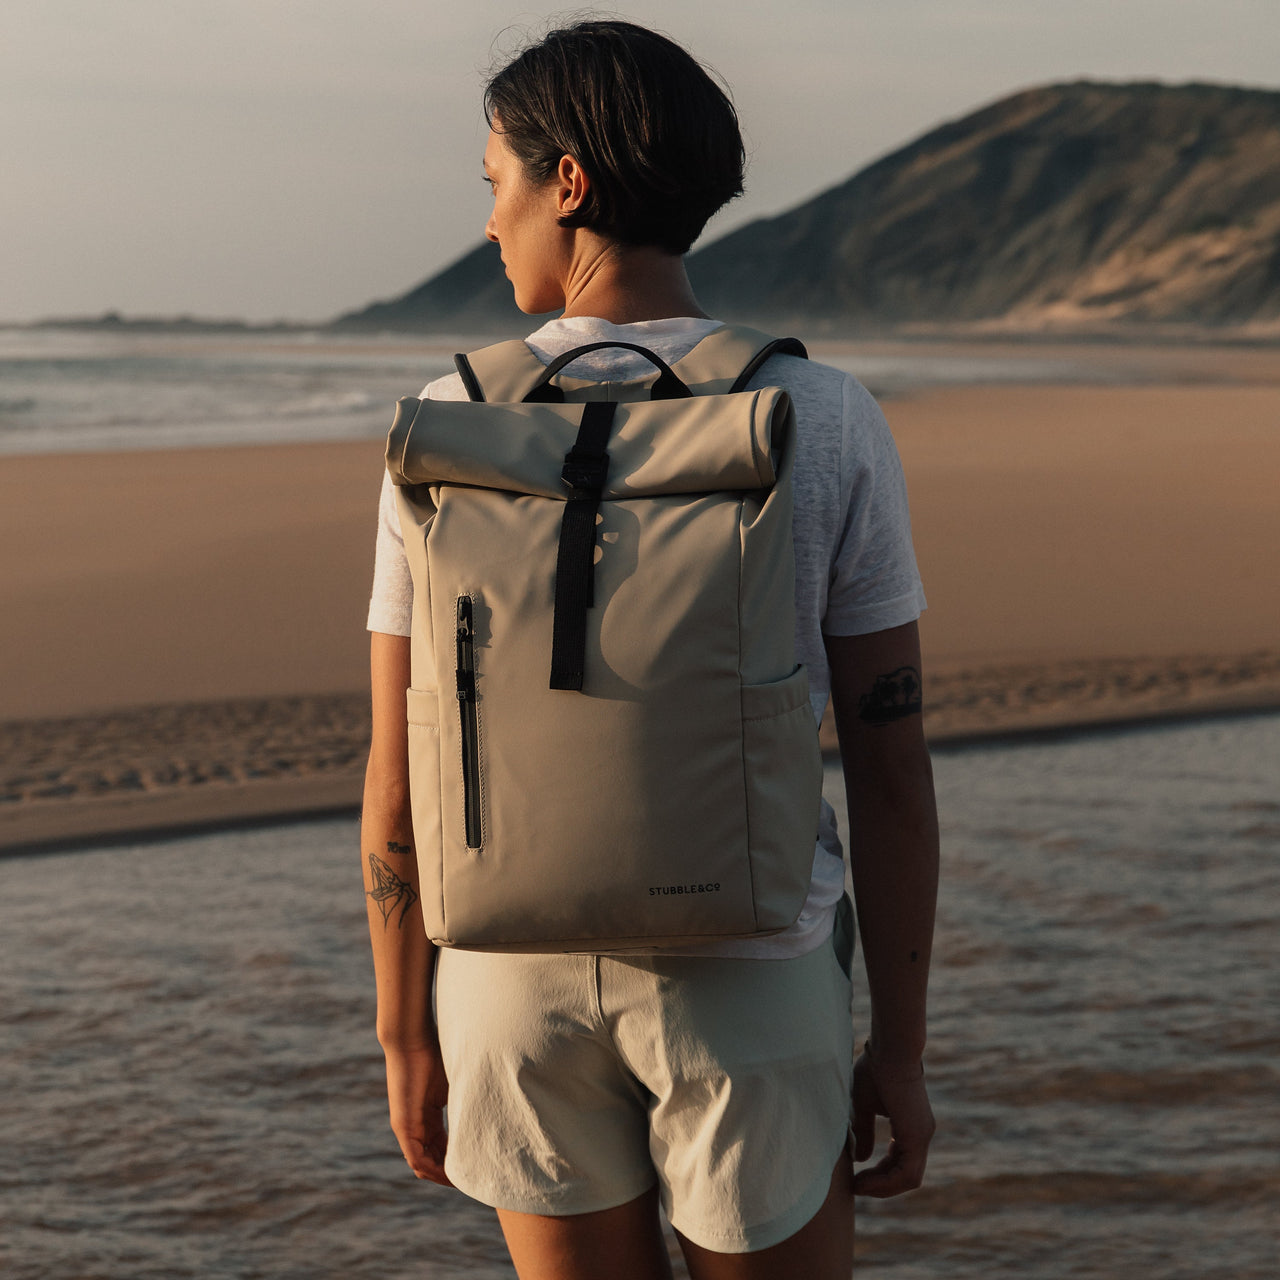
[367,852,419,928]
[858,666,923,726]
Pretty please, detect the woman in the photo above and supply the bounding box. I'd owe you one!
[363,20,937,1279]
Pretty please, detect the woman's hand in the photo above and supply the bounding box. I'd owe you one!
[383,1039,452,1185]
[850,1044,935,1197]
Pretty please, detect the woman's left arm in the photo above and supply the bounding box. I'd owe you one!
[826,620,939,1197]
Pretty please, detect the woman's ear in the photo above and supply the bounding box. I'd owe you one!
[556,154,590,216]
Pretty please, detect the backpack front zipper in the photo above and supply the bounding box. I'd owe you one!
[455,596,483,850]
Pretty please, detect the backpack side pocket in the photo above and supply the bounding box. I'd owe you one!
[741,665,823,932]
[405,687,444,938]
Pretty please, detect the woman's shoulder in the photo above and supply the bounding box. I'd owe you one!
[747,350,877,432]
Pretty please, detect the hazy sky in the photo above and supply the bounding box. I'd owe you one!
[5,1,1278,323]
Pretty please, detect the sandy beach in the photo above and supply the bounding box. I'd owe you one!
[4,343,1278,852]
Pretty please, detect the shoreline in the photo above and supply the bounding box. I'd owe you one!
[5,649,1276,856]
[6,345,1276,854]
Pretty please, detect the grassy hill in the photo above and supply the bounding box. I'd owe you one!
[336,80,1280,335]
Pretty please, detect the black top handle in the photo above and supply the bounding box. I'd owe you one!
[521,342,693,403]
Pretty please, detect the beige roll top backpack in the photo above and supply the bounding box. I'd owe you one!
[385,324,824,951]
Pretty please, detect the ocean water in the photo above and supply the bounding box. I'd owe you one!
[0,328,456,455]
[0,327,1124,456]
[2,714,1276,1278]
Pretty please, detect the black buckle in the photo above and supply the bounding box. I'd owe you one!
[561,450,609,493]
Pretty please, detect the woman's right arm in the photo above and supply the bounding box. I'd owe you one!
[362,630,451,1185]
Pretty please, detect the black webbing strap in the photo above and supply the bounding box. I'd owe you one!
[550,400,617,691]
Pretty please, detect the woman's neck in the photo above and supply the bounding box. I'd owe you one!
[559,239,709,324]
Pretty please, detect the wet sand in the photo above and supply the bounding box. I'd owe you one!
[3,356,1278,852]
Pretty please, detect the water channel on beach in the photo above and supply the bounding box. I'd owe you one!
[2,712,1276,1278]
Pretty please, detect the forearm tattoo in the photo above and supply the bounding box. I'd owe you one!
[386,840,412,856]
[858,666,923,726]
[367,852,418,928]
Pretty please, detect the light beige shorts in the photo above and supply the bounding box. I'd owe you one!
[435,937,854,1253]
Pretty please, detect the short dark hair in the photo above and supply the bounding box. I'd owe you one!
[484,20,745,255]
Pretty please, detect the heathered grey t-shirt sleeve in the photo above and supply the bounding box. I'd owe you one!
[366,372,467,636]
[367,471,412,636]
[823,374,927,635]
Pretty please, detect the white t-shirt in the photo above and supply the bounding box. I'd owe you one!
[367,316,926,959]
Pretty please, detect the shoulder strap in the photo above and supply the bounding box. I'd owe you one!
[669,325,808,395]
[452,339,549,403]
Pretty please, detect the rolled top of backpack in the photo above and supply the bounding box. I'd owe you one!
[386,387,795,500]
